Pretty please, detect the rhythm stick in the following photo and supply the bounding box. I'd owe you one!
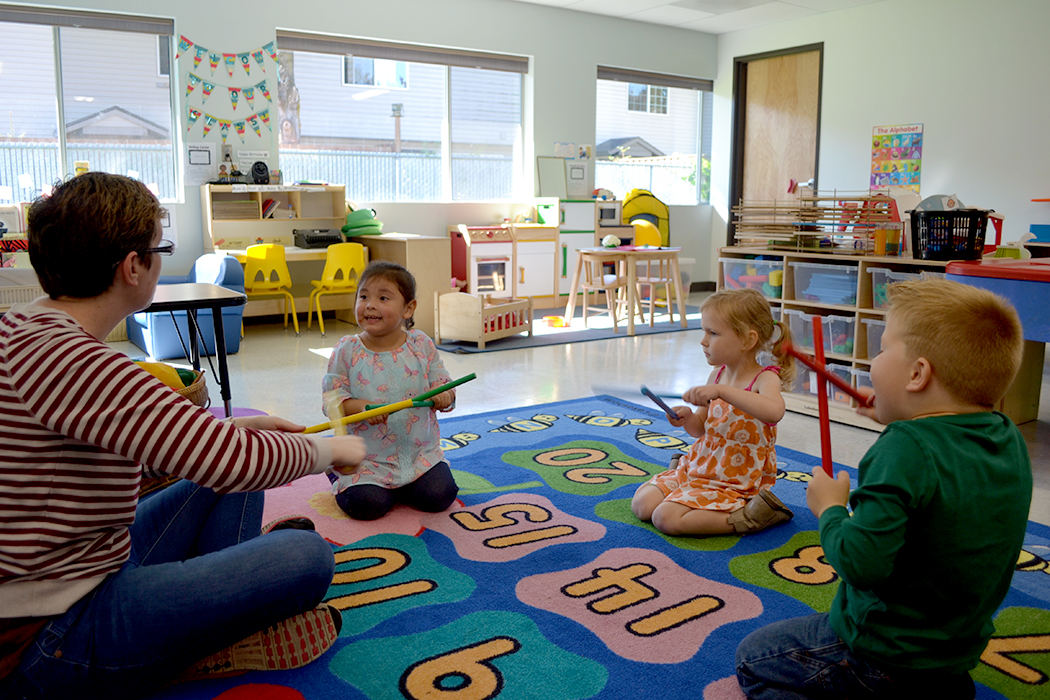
[304,373,477,434]
[641,385,678,421]
[810,319,834,477]
[783,342,874,408]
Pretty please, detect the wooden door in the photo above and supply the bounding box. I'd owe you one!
[729,45,822,243]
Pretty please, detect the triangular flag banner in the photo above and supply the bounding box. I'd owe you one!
[223,53,236,77]
[219,120,231,144]
[238,53,251,75]
[258,109,271,128]
[243,86,255,111]
[193,46,207,69]
[186,73,202,96]
[252,50,265,72]
[202,114,216,137]
[187,108,202,131]
[248,115,261,137]
[263,41,278,63]
[234,120,246,142]
[209,52,221,75]
[255,80,272,102]
[176,35,192,60]
[228,87,240,111]
[202,81,215,103]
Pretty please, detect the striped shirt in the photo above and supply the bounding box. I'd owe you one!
[0,302,333,617]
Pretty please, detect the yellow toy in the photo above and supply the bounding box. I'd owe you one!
[133,361,185,390]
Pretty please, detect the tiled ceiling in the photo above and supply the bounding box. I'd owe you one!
[505,0,886,34]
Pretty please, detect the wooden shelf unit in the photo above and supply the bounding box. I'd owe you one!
[718,246,948,430]
[201,184,346,251]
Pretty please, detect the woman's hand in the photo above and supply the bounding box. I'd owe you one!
[329,436,366,473]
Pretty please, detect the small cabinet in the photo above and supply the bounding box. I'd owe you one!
[201,184,345,251]
[558,232,593,295]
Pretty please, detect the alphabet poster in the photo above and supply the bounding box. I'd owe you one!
[870,124,922,193]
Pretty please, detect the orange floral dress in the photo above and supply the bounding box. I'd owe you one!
[649,366,779,511]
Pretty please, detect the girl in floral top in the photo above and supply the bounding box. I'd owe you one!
[632,288,797,536]
[322,261,458,520]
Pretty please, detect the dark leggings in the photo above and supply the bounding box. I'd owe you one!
[334,461,458,521]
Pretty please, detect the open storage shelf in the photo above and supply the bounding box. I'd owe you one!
[719,246,948,430]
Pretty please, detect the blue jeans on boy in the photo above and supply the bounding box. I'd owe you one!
[735,613,975,699]
[1,480,335,700]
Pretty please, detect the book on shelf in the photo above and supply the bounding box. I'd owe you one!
[262,199,280,219]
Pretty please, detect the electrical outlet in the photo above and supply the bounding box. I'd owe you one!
[222,144,233,161]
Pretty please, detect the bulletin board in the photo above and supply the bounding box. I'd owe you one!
[870,124,922,193]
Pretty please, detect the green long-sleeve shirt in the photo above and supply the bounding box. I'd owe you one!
[819,412,1031,674]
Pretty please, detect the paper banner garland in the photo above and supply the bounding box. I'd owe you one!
[243,86,255,111]
[234,121,246,142]
[263,41,278,63]
[208,52,220,75]
[248,114,261,137]
[187,108,202,131]
[186,73,201,96]
[258,109,271,127]
[193,46,207,69]
[202,114,216,137]
[228,87,240,110]
[255,80,272,102]
[252,50,265,72]
[223,53,235,77]
[238,53,251,75]
[202,81,215,102]
[220,120,231,144]
[176,35,192,60]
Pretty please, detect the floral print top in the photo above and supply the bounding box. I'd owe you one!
[322,330,452,491]
[650,366,779,511]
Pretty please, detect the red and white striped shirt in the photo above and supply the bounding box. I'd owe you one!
[0,302,334,617]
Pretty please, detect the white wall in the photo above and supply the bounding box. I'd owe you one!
[17,0,717,275]
[708,0,1050,282]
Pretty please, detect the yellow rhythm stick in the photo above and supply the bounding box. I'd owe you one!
[303,373,477,434]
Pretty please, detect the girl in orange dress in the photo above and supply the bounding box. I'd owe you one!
[631,288,797,537]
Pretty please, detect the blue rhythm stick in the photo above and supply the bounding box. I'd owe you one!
[641,385,678,421]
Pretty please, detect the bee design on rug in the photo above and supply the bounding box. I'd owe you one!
[488,415,558,433]
[1016,548,1050,574]
[779,469,812,483]
[635,427,689,452]
[566,412,652,428]
[441,432,481,451]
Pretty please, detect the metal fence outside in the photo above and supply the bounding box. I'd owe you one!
[595,158,700,205]
[0,142,177,202]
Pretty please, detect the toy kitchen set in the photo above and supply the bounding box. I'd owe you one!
[448,220,560,308]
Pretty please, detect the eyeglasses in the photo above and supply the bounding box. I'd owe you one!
[142,239,175,256]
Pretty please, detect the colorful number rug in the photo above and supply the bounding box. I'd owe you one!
[156,396,1050,700]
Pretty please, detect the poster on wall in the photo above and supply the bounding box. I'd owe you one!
[870,123,922,193]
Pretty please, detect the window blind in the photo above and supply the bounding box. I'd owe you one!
[597,66,712,92]
[0,4,172,34]
[277,31,528,74]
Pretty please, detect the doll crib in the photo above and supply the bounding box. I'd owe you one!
[434,291,532,349]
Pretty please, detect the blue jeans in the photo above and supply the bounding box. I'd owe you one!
[1,480,335,700]
[735,613,975,699]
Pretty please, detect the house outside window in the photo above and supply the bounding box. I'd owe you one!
[596,68,712,205]
[277,32,527,202]
[0,8,177,203]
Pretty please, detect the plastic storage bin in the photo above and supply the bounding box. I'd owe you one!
[721,257,784,299]
[852,368,872,394]
[910,209,989,261]
[869,268,920,309]
[785,309,854,355]
[789,261,858,305]
[792,362,852,404]
[862,318,887,358]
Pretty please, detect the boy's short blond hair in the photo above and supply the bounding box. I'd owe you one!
[887,278,1023,408]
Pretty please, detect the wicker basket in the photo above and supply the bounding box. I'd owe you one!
[175,369,210,408]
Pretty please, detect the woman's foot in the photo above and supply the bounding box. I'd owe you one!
[727,489,794,534]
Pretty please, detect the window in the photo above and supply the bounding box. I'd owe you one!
[596,67,712,205]
[343,57,408,88]
[627,83,667,114]
[276,32,527,202]
[0,8,177,203]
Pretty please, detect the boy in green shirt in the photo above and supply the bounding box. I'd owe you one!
[736,278,1032,699]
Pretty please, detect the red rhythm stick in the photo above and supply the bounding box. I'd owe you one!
[810,318,834,476]
[783,343,874,408]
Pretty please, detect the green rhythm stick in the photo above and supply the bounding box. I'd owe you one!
[305,373,477,434]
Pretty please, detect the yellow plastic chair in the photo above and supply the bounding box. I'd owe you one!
[631,220,678,326]
[307,242,366,336]
[243,244,299,335]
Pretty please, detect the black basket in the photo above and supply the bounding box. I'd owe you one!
[909,209,989,261]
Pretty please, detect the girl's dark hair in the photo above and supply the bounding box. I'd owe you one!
[359,261,417,330]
